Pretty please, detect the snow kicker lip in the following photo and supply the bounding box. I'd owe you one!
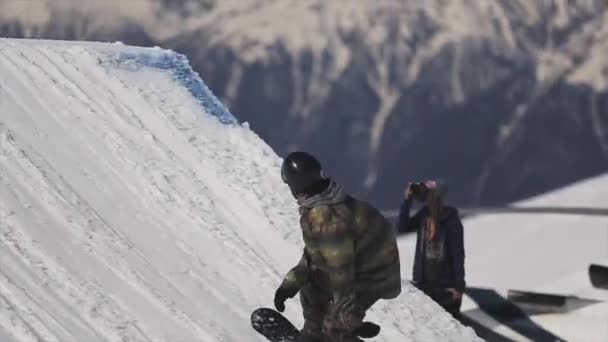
[98,48,238,126]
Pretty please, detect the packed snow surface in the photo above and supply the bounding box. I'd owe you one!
[0,39,480,341]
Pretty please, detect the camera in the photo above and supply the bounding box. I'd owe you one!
[410,182,429,201]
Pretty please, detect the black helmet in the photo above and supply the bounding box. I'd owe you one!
[281,151,324,195]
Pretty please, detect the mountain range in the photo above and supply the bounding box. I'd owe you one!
[1,0,607,209]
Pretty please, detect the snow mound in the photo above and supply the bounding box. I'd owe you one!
[0,38,480,341]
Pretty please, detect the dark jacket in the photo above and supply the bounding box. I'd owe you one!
[281,181,402,324]
[397,199,465,292]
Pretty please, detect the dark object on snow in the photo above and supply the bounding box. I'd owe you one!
[251,307,380,342]
[252,307,300,342]
[589,264,608,289]
[507,289,600,315]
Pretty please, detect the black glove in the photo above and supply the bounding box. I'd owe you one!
[273,286,299,312]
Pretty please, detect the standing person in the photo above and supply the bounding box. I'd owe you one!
[397,180,465,319]
[274,151,402,342]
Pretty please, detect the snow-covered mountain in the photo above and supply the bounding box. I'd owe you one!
[0,39,480,341]
[1,0,607,210]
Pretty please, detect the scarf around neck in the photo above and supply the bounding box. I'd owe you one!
[297,180,346,213]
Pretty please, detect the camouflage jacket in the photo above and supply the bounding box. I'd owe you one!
[281,181,402,319]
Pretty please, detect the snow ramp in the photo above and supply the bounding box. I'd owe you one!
[0,39,480,342]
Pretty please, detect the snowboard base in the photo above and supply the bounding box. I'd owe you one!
[251,307,381,342]
[251,307,300,342]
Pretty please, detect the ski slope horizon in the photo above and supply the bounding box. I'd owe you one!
[0,39,480,341]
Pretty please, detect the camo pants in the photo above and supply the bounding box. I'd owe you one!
[298,273,378,342]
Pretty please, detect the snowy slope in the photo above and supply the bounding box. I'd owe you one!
[398,173,608,341]
[0,39,480,342]
[460,173,608,341]
[463,173,608,298]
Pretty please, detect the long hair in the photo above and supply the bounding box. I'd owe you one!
[425,186,443,241]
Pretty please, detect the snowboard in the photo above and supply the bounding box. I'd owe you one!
[251,307,381,342]
[251,307,300,342]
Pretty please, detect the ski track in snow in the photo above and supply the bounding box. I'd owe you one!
[0,39,480,342]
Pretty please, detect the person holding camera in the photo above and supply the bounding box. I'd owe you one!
[397,180,465,319]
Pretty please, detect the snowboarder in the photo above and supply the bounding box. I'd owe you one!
[397,180,465,319]
[274,152,402,342]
